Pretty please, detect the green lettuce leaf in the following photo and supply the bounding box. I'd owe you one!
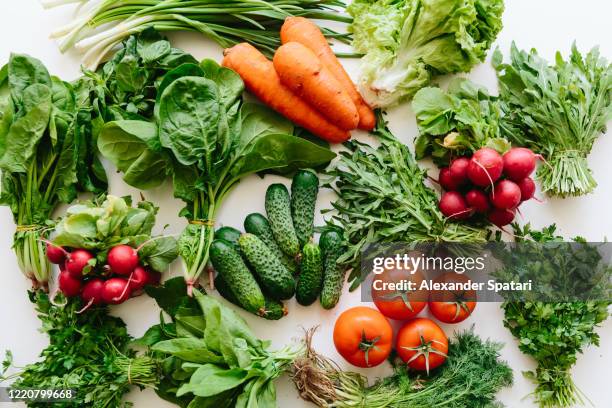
[348,0,504,107]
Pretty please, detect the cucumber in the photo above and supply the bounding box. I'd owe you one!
[238,233,295,300]
[265,183,300,258]
[244,213,297,275]
[215,274,287,320]
[214,226,242,251]
[296,241,323,306]
[319,229,346,310]
[291,170,319,247]
[209,239,266,315]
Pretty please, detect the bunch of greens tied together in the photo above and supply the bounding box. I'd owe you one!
[0,55,107,289]
[413,78,510,165]
[324,113,488,289]
[1,291,158,408]
[494,43,612,197]
[138,278,303,407]
[45,0,351,70]
[494,224,611,408]
[348,0,504,107]
[97,33,335,293]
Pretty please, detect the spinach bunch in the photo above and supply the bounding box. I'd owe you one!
[494,43,612,197]
[1,291,158,407]
[53,195,178,273]
[495,224,611,408]
[81,29,198,122]
[98,59,335,293]
[0,54,107,289]
[413,78,510,165]
[138,278,302,408]
[324,112,488,289]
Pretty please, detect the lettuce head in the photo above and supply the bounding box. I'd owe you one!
[348,0,504,107]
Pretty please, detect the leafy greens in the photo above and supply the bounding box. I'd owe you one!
[0,54,107,289]
[494,224,611,408]
[139,278,303,408]
[494,43,612,197]
[348,0,504,107]
[324,112,488,289]
[98,57,336,293]
[53,195,178,273]
[413,78,510,165]
[1,291,158,407]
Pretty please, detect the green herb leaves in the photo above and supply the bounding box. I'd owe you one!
[494,43,612,197]
[0,54,107,288]
[143,278,303,407]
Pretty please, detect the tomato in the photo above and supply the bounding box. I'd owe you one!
[428,272,477,324]
[396,318,448,373]
[333,306,393,368]
[372,266,427,320]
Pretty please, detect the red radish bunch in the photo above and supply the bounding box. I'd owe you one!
[437,147,539,228]
[48,243,160,308]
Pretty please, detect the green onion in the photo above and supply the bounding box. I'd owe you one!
[46,0,351,69]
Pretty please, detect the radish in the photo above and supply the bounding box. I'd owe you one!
[449,157,470,185]
[128,266,150,291]
[65,249,94,278]
[102,278,132,305]
[438,168,461,191]
[59,270,82,297]
[491,180,522,210]
[502,147,537,181]
[439,191,471,220]
[467,148,504,187]
[465,189,490,213]
[46,243,67,264]
[517,177,536,201]
[488,208,516,227]
[107,245,139,275]
[81,279,105,306]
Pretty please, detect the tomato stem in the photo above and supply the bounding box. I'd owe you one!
[358,329,381,367]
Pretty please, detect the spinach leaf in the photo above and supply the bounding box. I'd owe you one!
[139,236,180,272]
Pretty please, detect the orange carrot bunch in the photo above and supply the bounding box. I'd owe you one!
[222,17,375,143]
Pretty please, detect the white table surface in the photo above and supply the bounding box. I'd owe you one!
[1,1,611,407]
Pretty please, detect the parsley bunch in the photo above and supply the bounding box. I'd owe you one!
[2,291,158,408]
[498,224,611,408]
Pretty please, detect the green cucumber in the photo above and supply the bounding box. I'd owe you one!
[265,183,300,258]
[319,229,346,310]
[296,241,324,306]
[244,213,297,275]
[215,274,287,320]
[209,239,266,315]
[238,233,295,300]
[214,226,242,251]
[291,170,319,247]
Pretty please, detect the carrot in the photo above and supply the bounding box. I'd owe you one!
[280,17,376,131]
[273,42,359,131]
[222,43,350,143]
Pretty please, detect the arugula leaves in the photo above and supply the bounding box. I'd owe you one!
[496,224,611,407]
[98,51,335,292]
[494,43,612,197]
[324,112,488,289]
[0,54,107,289]
[142,278,302,408]
[413,78,510,165]
[1,291,158,407]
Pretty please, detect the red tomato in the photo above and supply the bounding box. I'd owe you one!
[372,265,427,320]
[396,318,448,373]
[333,307,393,368]
[429,272,477,324]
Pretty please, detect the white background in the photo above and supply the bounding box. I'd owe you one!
[1,1,611,407]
